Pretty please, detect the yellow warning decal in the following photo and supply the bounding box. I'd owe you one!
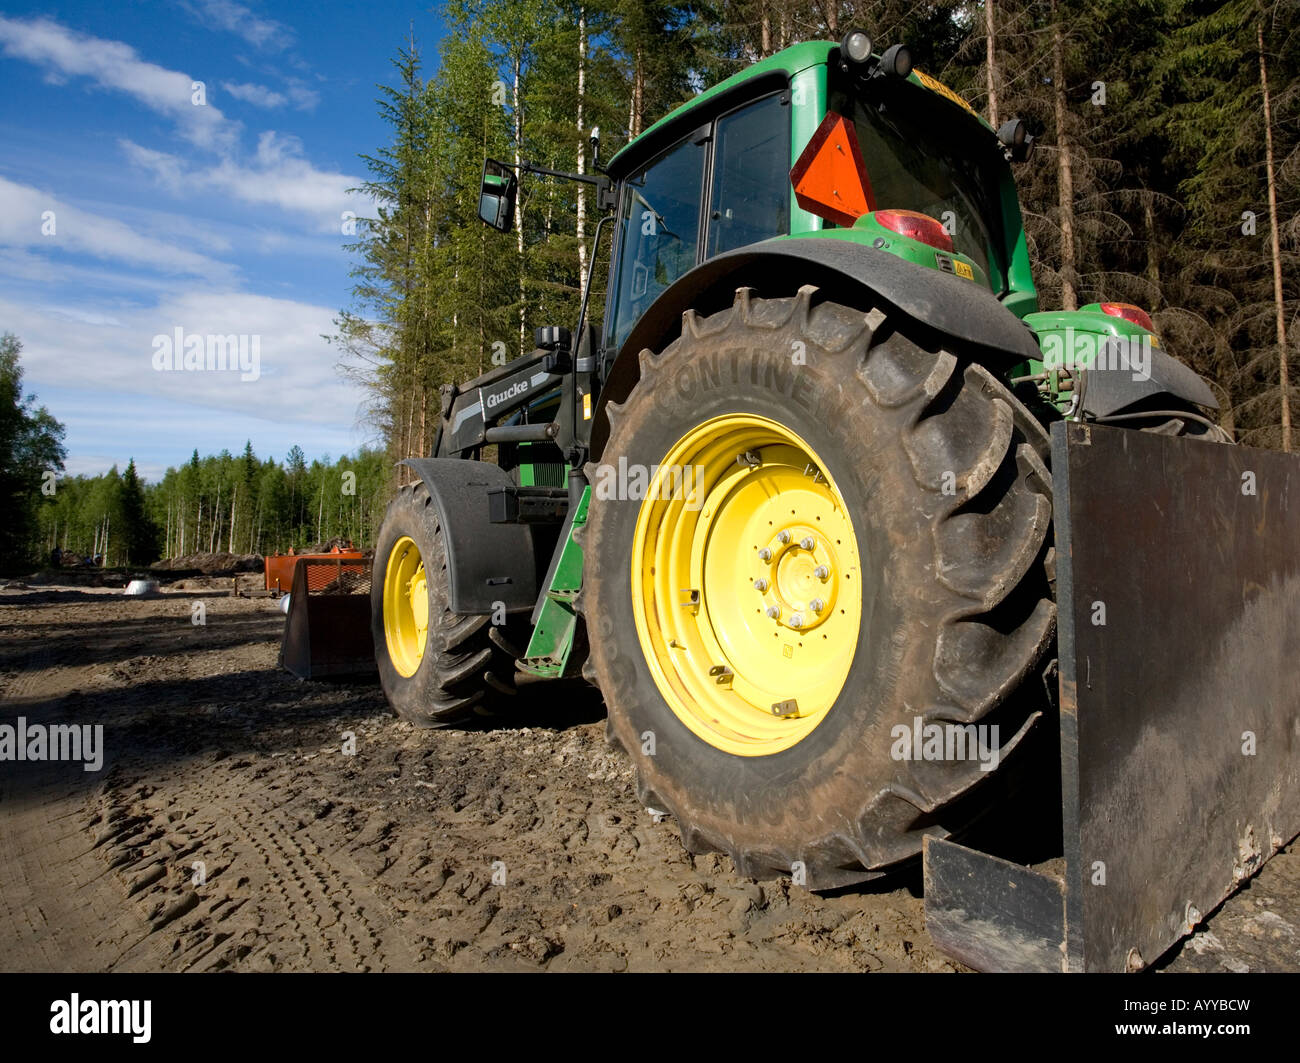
[914,69,979,118]
[954,260,974,281]
[582,391,592,420]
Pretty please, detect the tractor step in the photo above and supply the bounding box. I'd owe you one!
[487,485,569,524]
[517,486,589,678]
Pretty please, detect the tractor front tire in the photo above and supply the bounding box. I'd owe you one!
[372,481,522,726]
[582,286,1056,888]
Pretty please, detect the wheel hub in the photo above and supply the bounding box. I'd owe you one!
[383,536,429,678]
[756,524,838,633]
[629,414,863,757]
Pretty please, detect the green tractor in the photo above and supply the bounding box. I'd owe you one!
[370,32,1225,891]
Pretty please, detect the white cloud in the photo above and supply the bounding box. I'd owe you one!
[1,290,359,429]
[181,0,290,52]
[121,133,362,230]
[217,78,318,112]
[0,176,232,279]
[0,16,236,151]
[221,80,287,108]
[62,453,168,482]
[285,79,320,111]
[1,16,352,231]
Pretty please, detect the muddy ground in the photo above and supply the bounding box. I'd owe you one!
[1,585,1297,973]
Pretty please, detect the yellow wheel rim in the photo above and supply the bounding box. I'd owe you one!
[384,535,429,678]
[630,414,862,756]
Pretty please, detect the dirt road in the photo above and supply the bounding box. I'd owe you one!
[1,586,1297,972]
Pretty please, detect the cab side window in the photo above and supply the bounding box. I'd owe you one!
[608,139,705,351]
[707,94,790,257]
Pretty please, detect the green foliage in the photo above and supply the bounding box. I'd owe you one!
[34,444,390,564]
[0,332,66,570]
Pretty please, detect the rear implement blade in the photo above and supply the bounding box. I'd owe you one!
[926,422,1300,971]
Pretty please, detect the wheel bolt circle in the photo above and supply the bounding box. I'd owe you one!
[810,598,825,613]
[758,548,772,562]
[789,613,804,629]
[766,605,781,619]
[800,536,815,551]
[777,530,791,544]
[814,565,830,581]
[754,578,769,592]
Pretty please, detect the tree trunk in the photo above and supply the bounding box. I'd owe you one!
[576,8,588,304]
[228,484,237,553]
[210,484,220,554]
[513,59,527,355]
[1258,22,1291,452]
[419,386,427,458]
[1143,194,1161,299]
[985,0,998,128]
[1051,5,1077,311]
[629,46,644,137]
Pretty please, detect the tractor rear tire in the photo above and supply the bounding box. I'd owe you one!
[372,481,523,726]
[581,286,1056,888]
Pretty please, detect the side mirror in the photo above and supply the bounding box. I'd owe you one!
[479,159,517,232]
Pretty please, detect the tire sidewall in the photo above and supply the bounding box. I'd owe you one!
[587,319,950,857]
[371,486,443,720]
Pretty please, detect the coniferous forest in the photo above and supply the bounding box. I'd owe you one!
[338,0,1298,462]
[5,1,1296,567]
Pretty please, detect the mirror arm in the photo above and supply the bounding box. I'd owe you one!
[518,161,608,189]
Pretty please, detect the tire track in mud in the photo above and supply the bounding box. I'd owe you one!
[86,746,423,972]
[0,645,174,971]
[0,592,975,972]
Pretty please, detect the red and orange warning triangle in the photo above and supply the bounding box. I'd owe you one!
[789,112,875,228]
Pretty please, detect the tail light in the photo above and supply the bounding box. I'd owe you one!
[1100,302,1155,332]
[873,209,955,253]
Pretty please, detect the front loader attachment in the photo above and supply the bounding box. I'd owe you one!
[279,556,376,680]
[925,422,1300,972]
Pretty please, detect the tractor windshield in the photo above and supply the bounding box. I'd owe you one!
[830,78,1009,289]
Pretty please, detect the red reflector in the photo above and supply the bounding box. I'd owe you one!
[874,209,955,253]
[1100,302,1155,332]
[790,112,875,227]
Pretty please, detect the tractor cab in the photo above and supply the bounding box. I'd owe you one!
[601,35,1040,356]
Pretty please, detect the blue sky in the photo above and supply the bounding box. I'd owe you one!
[0,1,449,481]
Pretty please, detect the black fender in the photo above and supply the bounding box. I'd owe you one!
[399,458,538,615]
[1081,336,1219,418]
[592,237,1044,457]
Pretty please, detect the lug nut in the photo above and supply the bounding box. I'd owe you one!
[814,565,830,581]
[800,536,815,550]
[789,613,804,629]
[758,548,772,562]
[810,598,825,614]
[753,578,769,592]
[777,530,791,544]
[766,605,781,619]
